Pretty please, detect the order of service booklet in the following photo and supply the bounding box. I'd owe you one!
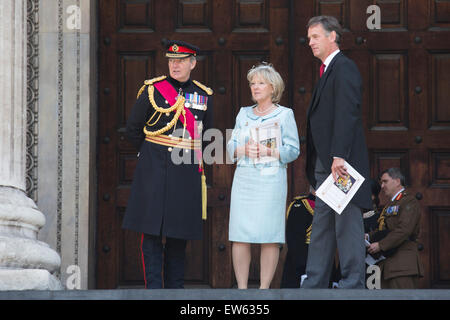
[249,119,281,164]
[315,161,365,214]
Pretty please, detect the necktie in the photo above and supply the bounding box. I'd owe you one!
[320,63,325,77]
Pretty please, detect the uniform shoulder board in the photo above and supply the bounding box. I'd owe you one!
[193,80,213,95]
[137,76,167,98]
[144,75,167,86]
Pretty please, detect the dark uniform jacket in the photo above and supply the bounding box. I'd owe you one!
[305,52,372,210]
[369,191,424,280]
[363,207,381,234]
[281,193,341,288]
[281,194,315,288]
[122,76,213,240]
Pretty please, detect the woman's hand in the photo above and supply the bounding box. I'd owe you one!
[235,139,279,159]
[235,139,258,159]
[257,143,279,159]
[245,139,259,159]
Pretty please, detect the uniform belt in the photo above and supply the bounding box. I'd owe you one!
[145,135,201,150]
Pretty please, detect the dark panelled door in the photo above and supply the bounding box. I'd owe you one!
[292,0,450,288]
[97,0,293,289]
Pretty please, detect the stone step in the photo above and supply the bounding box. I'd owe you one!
[0,288,449,300]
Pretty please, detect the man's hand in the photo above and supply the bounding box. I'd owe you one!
[331,157,348,182]
[367,242,381,255]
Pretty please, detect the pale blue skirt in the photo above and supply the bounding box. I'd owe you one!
[228,165,287,244]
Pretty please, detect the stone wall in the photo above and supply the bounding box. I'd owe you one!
[0,0,62,290]
[26,0,97,289]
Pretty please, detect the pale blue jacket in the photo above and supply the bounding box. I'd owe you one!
[227,105,300,167]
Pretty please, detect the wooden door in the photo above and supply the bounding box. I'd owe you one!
[97,0,293,289]
[291,0,450,288]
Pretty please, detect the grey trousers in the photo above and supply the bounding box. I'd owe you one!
[302,158,366,289]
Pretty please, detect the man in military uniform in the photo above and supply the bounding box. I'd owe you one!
[367,168,424,289]
[281,192,315,288]
[281,190,341,288]
[123,40,213,289]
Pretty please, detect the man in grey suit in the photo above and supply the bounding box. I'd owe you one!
[302,16,372,289]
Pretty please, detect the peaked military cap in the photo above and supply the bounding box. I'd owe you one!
[166,40,200,58]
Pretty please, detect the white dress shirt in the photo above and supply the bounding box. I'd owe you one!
[323,49,340,73]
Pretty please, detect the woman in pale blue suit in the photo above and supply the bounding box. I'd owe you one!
[227,63,300,289]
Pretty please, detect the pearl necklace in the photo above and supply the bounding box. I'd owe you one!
[254,104,276,115]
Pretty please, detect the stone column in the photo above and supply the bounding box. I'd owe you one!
[0,0,62,290]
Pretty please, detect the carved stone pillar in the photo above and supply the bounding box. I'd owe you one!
[0,0,62,290]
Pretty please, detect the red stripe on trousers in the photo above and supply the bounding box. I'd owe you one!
[140,233,147,288]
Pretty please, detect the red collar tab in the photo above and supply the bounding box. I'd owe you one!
[395,192,403,201]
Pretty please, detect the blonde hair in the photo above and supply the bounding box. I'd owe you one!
[247,63,285,104]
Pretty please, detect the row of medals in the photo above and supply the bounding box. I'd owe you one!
[184,92,207,111]
[164,93,206,132]
[164,94,207,114]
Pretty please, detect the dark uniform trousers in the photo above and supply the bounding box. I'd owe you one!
[141,234,187,289]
